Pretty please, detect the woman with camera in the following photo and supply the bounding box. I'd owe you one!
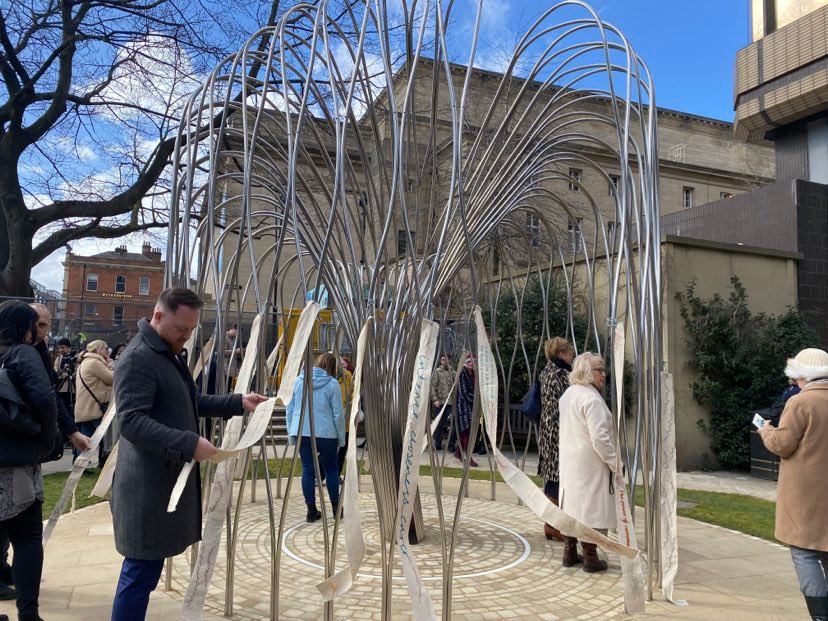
[74,340,113,466]
[0,299,59,621]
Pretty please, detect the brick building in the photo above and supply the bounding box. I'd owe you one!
[60,242,165,344]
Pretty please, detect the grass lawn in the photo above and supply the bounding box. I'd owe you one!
[42,469,104,517]
[42,459,778,543]
[672,488,776,542]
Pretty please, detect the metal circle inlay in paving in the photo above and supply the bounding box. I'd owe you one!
[167,489,631,619]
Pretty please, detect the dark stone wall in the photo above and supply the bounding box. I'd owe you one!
[661,181,798,253]
[775,123,809,182]
[661,179,828,347]
[796,180,828,346]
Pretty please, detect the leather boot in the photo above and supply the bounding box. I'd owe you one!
[306,503,321,523]
[806,595,828,621]
[562,537,582,567]
[543,495,565,542]
[582,542,608,573]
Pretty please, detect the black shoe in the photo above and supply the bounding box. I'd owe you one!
[306,504,321,523]
[433,442,442,450]
[806,595,828,621]
[0,614,8,621]
[0,563,12,585]
[0,582,15,600]
[475,446,487,455]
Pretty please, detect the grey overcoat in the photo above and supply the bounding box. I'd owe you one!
[111,318,242,560]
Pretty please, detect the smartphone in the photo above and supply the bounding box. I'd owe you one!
[752,413,767,429]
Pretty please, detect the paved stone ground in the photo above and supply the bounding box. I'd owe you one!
[1,475,802,621]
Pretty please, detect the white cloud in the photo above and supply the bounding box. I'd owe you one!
[92,34,205,123]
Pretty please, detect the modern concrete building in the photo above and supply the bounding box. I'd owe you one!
[665,0,828,345]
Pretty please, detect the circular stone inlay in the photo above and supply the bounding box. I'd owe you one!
[281,511,531,581]
[167,489,632,620]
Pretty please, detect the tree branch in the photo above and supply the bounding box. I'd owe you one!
[32,215,167,265]
[31,133,177,227]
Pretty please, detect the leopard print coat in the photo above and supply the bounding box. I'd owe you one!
[537,359,570,483]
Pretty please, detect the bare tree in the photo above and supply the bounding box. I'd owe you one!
[0,0,297,295]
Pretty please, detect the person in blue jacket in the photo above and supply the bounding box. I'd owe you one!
[286,352,345,522]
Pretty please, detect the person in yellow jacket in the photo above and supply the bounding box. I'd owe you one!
[337,357,353,471]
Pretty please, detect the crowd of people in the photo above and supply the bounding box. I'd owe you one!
[0,290,825,620]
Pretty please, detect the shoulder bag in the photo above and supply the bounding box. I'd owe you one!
[78,364,110,414]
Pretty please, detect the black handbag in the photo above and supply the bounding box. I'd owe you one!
[78,368,109,414]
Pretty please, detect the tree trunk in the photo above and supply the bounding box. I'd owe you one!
[0,151,36,297]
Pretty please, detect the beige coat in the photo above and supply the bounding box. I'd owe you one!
[760,380,828,552]
[558,383,617,529]
[74,352,113,423]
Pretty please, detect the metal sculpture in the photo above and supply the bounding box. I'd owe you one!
[164,0,672,618]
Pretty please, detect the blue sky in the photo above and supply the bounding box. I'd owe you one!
[31,0,751,291]
[584,0,749,120]
[453,0,751,121]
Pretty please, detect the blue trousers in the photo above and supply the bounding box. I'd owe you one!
[790,545,828,597]
[298,436,340,507]
[73,418,102,462]
[111,557,164,621]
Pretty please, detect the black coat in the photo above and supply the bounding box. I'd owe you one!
[111,318,243,560]
[34,340,78,437]
[0,344,59,466]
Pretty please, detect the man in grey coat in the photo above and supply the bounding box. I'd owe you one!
[110,288,266,621]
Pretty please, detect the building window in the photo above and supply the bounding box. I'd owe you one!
[526,212,540,247]
[567,217,583,253]
[568,168,582,192]
[682,186,694,209]
[83,303,96,326]
[86,273,98,292]
[609,175,620,197]
[139,276,150,295]
[113,305,124,327]
[719,191,733,200]
[115,275,126,293]
[397,230,415,255]
[668,144,686,164]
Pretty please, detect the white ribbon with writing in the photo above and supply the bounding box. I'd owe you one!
[395,319,440,620]
[612,322,646,613]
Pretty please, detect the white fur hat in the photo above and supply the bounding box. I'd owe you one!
[784,348,828,381]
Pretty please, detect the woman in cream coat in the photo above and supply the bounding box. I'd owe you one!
[558,352,616,572]
[74,340,113,465]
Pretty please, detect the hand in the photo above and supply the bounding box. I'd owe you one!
[193,437,218,462]
[242,393,268,412]
[69,432,92,453]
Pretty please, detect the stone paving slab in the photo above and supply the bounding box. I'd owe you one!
[0,476,800,620]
